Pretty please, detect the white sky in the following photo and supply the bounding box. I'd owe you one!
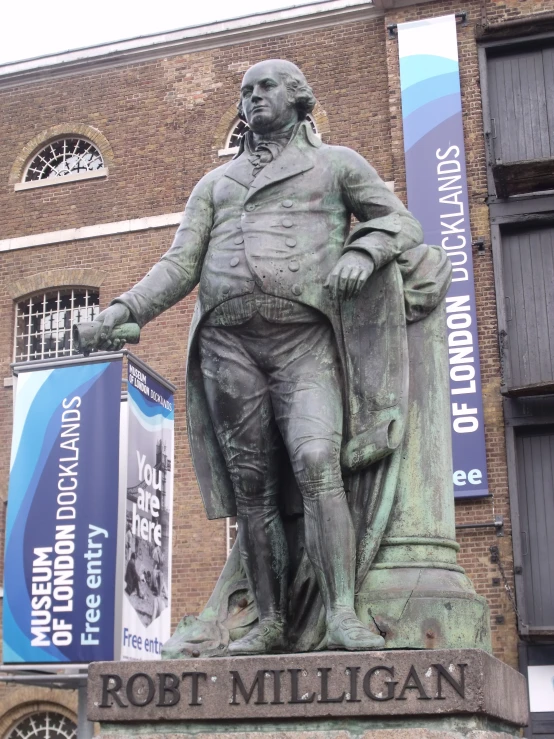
[0,0,307,65]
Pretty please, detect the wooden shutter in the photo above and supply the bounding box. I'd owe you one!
[515,426,554,631]
[488,45,554,165]
[502,225,554,392]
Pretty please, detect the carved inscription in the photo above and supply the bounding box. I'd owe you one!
[97,662,466,711]
[87,651,529,727]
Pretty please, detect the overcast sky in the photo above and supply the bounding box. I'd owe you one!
[0,0,307,65]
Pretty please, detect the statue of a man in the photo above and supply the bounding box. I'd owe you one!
[95,59,430,655]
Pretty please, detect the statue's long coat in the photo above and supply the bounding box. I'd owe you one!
[116,122,450,520]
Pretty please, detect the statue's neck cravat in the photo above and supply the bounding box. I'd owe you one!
[247,124,298,178]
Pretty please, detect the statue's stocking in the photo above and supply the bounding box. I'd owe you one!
[236,501,288,623]
[302,487,356,619]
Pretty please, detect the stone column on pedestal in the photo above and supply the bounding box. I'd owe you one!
[358,305,491,651]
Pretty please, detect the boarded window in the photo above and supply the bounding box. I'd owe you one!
[515,426,554,631]
[502,225,554,392]
[488,43,554,165]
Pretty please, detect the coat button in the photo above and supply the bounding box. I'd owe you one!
[282,199,293,208]
[245,203,256,212]
[282,217,293,228]
[285,237,296,247]
[230,257,240,267]
[292,284,302,296]
[288,260,299,272]
[234,236,244,245]
[222,283,230,294]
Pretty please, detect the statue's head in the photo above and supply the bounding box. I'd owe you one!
[238,59,316,134]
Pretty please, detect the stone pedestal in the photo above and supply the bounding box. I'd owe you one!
[88,649,527,739]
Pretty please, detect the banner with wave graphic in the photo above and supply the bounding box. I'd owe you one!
[3,359,122,662]
[398,15,489,498]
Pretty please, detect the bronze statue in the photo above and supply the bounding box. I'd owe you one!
[94,60,472,657]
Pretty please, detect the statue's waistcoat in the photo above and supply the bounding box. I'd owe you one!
[197,132,348,319]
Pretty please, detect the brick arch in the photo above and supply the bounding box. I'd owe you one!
[0,698,77,739]
[10,268,107,300]
[310,102,331,140]
[213,101,332,152]
[9,123,115,184]
[212,103,242,152]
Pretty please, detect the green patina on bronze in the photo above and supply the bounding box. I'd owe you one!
[89,59,491,657]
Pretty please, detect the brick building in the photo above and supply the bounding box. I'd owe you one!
[0,0,552,736]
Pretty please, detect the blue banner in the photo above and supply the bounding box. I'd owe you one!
[3,360,122,663]
[398,15,489,498]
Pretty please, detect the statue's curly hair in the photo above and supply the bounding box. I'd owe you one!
[237,61,317,122]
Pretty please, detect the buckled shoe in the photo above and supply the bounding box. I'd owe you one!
[228,618,287,655]
[326,610,385,651]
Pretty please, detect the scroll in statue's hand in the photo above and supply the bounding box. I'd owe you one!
[324,251,374,300]
[93,303,131,350]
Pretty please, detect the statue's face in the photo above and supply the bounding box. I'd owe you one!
[240,62,299,134]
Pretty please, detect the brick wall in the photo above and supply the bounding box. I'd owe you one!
[0,0,552,721]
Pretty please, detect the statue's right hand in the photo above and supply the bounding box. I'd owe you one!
[94,303,131,350]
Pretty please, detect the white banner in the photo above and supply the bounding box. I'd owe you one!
[120,359,174,660]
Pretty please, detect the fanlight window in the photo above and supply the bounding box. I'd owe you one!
[220,115,318,156]
[15,288,100,362]
[6,712,77,739]
[24,138,104,182]
[227,119,249,150]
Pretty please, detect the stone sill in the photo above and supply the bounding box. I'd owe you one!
[14,167,108,191]
[218,147,239,158]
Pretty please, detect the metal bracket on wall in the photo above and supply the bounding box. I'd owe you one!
[388,12,468,38]
[472,238,487,253]
[455,515,504,536]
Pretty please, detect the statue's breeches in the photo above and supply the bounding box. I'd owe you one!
[198,315,344,505]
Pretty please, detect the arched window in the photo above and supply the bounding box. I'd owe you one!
[226,119,249,151]
[5,711,76,739]
[218,115,319,157]
[24,138,103,182]
[15,288,100,363]
[11,125,113,191]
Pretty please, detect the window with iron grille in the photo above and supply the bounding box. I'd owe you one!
[6,711,77,739]
[15,288,100,363]
[24,138,104,182]
[219,115,319,156]
[227,119,249,151]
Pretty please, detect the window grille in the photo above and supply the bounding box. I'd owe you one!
[15,288,100,363]
[6,712,77,739]
[226,516,238,558]
[227,119,249,150]
[219,115,319,156]
[24,138,103,182]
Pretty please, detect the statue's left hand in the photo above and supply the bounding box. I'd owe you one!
[324,251,374,300]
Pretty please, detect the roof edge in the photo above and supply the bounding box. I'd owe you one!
[0,0,380,87]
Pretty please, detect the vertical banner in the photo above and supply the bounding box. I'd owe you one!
[398,15,489,498]
[121,360,173,660]
[3,360,122,663]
